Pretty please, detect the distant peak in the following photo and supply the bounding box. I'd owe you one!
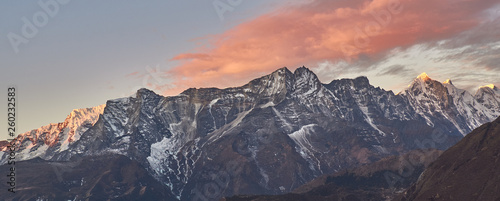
[66,104,106,121]
[270,67,293,78]
[294,66,319,81]
[354,76,369,83]
[480,84,496,90]
[135,88,162,100]
[443,79,453,85]
[137,88,155,94]
[417,72,431,81]
[275,67,291,73]
[294,66,313,74]
[353,76,371,88]
[404,72,438,92]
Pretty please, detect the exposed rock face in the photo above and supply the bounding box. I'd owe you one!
[223,149,443,201]
[1,67,498,200]
[397,116,500,201]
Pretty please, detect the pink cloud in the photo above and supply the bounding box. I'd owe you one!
[171,53,212,61]
[126,71,140,77]
[163,0,499,95]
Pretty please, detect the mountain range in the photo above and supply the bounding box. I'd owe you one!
[1,67,499,200]
[224,116,500,201]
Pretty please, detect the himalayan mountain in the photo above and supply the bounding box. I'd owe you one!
[1,67,499,201]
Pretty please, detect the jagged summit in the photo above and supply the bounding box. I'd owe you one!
[417,72,431,81]
[475,84,500,98]
[137,87,157,94]
[405,72,435,89]
[294,66,312,73]
[293,66,321,85]
[66,104,106,120]
[136,88,162,99]
[443,79,453,85]
[353,76,370,87]
[275,66,293,74]
[271,66,294,78]
[256,66,317,86]
[294,66,317,78]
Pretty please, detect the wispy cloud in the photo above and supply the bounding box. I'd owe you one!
[376,64,415,77]
[161,0,500,95]
[431,18,500,70]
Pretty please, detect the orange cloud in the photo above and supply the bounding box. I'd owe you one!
[163,0,499,95]
[171,53,212,61]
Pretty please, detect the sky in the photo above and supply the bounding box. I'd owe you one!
[1,0,500,140]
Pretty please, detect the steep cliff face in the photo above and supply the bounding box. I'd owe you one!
[1,67,498,200]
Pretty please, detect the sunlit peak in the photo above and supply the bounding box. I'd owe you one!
[417,72,431,81]
[481,84,496,89]
[443,79,453,85]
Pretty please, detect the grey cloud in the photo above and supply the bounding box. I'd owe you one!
[376,64,416,77]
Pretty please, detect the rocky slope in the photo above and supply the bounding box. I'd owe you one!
[396,116,500,201]
[0,154,176,201]
[223,149,443,201]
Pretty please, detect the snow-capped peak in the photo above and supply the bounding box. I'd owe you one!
[66,104,106,124]
[404,72,435,90]
[400,72,500,135]
[0,104,106,163]
[475,83,500,116]
[475,84,500,98]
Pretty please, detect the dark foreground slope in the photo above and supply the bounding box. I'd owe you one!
[224,149,442,201]
[0,154,176,201]
[397,116,500,201]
